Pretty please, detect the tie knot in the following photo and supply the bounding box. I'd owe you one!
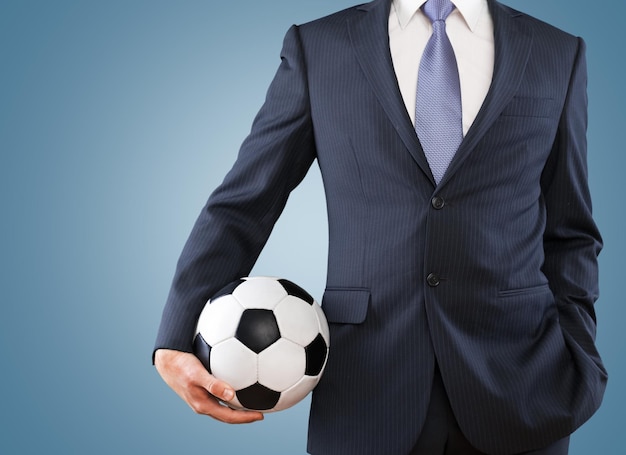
[422,0,455,23]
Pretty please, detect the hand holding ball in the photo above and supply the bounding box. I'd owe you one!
[193,277,330,412]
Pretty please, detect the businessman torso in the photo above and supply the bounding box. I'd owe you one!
[156,1,606,453]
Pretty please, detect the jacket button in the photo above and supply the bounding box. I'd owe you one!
[427,273,440,287]
[431,196,445,210]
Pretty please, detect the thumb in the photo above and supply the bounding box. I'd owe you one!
[203,373,236,403]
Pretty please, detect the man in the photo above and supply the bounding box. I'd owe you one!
[154,0,607,453]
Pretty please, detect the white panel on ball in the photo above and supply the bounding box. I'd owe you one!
[210,338,258,390]
[274,375,322,411]
[196,295,244,346]
[257,339,305,391]
[274,295,320,346]
[233,277,288,310]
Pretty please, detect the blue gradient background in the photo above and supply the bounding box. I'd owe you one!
[0,1,623,454]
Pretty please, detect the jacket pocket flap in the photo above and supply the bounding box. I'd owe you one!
[321,288,370,324]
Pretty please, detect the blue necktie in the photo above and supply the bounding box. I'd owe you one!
[415,0,463,184]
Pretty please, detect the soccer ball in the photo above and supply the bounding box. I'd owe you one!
[193,276,330,412]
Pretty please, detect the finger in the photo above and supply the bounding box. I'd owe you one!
[187,385,264,423]
[207,402,265,424]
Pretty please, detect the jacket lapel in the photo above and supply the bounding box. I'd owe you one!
[348,0,435,184]
[348,0,534,188]
[439,0,534,187]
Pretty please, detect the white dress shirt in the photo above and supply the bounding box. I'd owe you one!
[389,0,494,135]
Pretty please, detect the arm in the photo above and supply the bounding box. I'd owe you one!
[541,38,606,383]
[154,25,316,421]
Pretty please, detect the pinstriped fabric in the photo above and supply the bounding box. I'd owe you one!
[302,7,436,453]
[156,0,605,453]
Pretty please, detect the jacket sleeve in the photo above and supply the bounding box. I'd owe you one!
[154,25,316,356]
[541,37,607,388]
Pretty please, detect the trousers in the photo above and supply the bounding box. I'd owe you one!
[409,366,570,455]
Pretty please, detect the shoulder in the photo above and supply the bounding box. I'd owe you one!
[494,1,580,46]
[300,2,368,28]
[293,1,373,41]
[278,2,370,53]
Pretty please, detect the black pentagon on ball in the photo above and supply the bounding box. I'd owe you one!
[236,309,280,353]
[278,279,314,305]
[237,383,281,411]
[192,333,212,374]
[305,333,328,376]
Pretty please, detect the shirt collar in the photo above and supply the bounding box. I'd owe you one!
[393,0,486,32]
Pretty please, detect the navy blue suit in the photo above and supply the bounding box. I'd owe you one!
[155,0,607,453]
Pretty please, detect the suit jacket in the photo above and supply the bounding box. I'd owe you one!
[155,0,607,453]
